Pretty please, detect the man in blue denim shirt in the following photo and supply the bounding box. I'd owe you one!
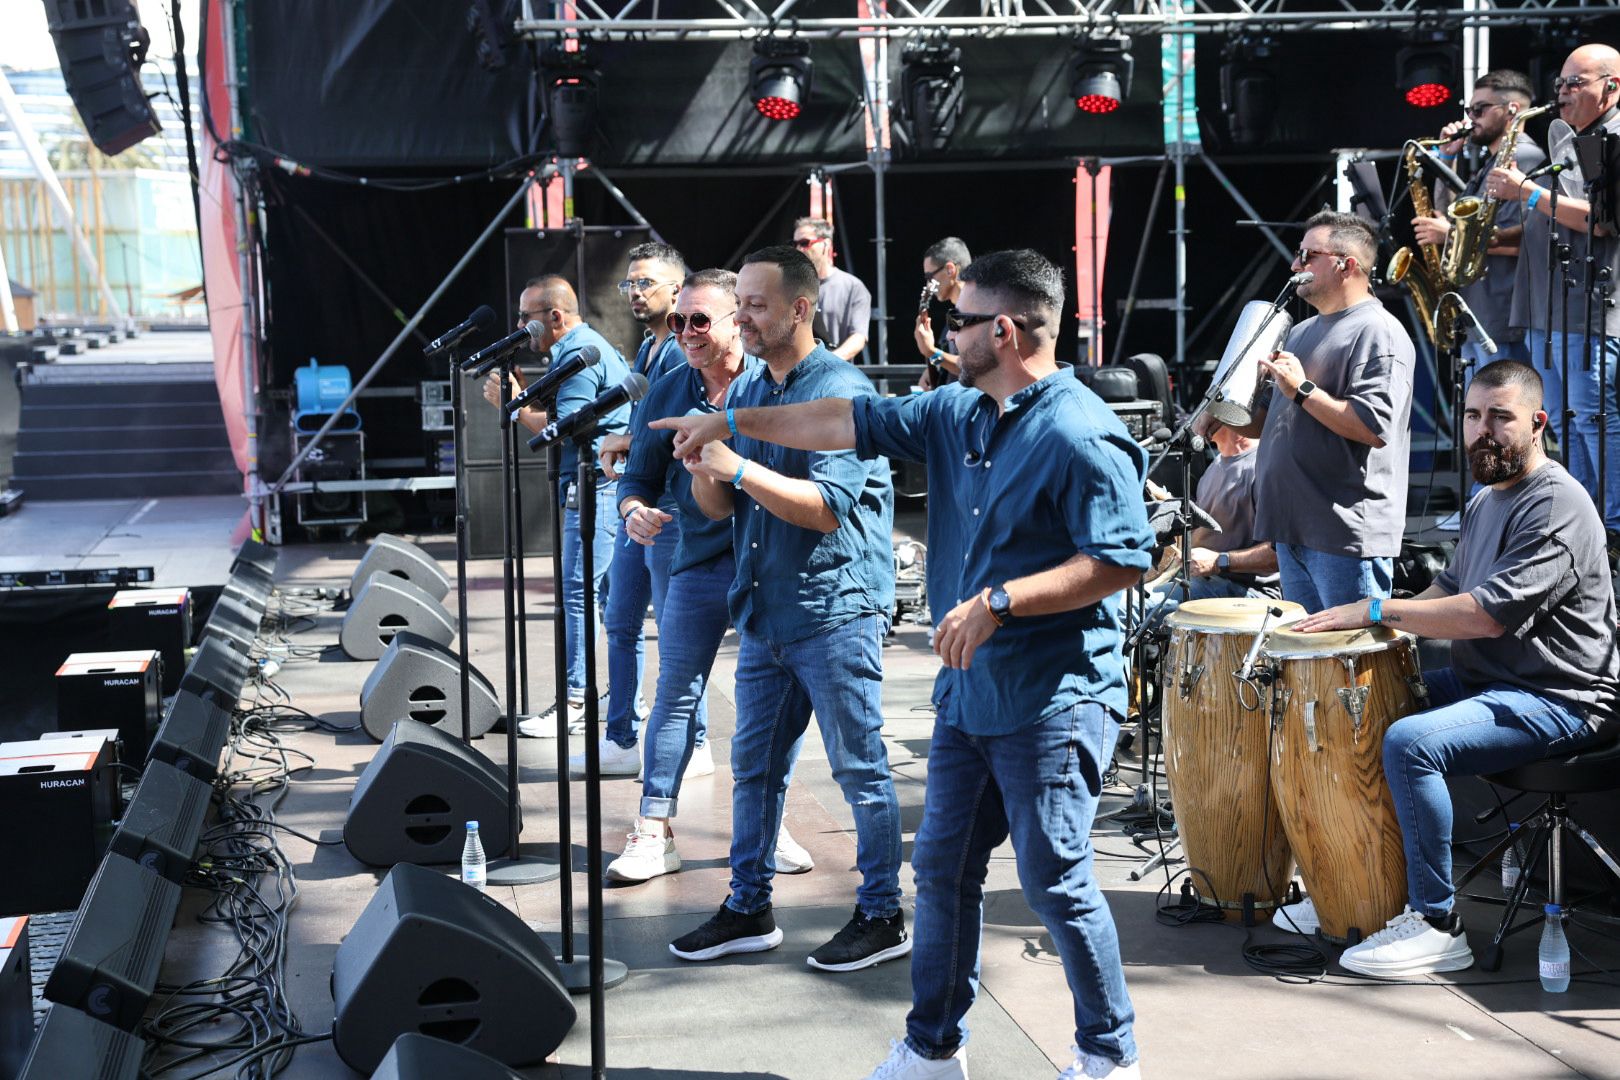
[653,246,905,974]
[608,268,760,882]
[487,276,630,735]
[658,250,1152,1080]
[568,243,705,778]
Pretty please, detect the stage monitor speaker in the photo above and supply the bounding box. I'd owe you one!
[43,853,181,1031]
[179,637,247,705]
[42,0,161,158]
[340,576,455,661]
[344,720,514,867]
[360,632,500,742]
[232,537,278,578]
[18,1004,142,1080]
[373,1032,525,1080]
[149,691,230,781]
[464,463,552,559]
[108,760,211,885]
[351,534,451,602]
[331,862,574,1074]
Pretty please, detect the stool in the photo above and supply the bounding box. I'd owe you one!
[1455,734,1620,972]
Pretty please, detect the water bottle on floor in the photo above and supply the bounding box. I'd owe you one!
[462,820,487,892]
[1501,823,1521,891]
[1538,903,1570,993]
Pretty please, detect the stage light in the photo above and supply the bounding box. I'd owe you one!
[750,39,813,122]
[1397,31,1458,108]
[1070,34,1134,115]
[1220,34,1278,149]
[541,39,602,157]
[900,38,964,152]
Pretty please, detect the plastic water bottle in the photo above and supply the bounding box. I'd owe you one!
[1501,823,1522,891]
[1538,903,1570,993]
[461,820,487,892]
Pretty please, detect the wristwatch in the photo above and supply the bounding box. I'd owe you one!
[1216,552,1231,573]
[988,586,1015,625]
[1295,379,1317,402]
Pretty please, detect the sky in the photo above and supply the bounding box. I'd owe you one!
[0,1,198,74]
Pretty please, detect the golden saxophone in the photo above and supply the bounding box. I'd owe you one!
[1386,137,1451,344]
[1441,103,1554,288]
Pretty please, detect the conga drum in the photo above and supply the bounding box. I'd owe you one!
[1261,627,1427,944]
[1161,598,1303,915]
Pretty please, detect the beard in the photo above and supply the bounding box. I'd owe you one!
[956,342,995,389]
[1468,432,1533,485]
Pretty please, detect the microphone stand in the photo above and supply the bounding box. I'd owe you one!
[1583,139,1613,524]
[1441,296,1475,523]
[484,356,560,888]
[569,431,628,1080]
[449,347,472,742]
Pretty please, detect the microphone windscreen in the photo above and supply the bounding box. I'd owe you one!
[622,373,650,402]
[471,305,497,332]
[580,345,601,367]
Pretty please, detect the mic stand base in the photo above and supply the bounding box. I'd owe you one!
[558,955,629,995]
[487,849,562,886]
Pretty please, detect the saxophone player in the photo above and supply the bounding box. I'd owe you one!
[1411,70,1546,367]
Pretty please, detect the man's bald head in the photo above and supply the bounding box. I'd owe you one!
[526,275,580,317]
[1567,42,1620,74]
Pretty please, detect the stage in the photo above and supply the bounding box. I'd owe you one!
[3,499,1607,1078]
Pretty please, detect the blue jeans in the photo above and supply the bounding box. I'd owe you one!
[727,613,902,919]
[640,553,734,819]
[907,699,1137,1067]
[603,516,708,750]
[1276,543,1392,613]
[1383,668,1602,917]
[1525,328,1620,528]
[1460,337,1529,373]
[561,476,618,697]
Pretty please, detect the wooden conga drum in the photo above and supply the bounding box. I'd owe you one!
[1262,627,1427,943]
[1161,598,1302,915]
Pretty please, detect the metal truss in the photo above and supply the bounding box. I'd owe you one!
[515,0,1620,40]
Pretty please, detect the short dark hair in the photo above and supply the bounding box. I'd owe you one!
[683,268,737,293]
[1475,69,1534,104]
[1302,210,1378,270]
[924,236,972,270]
[1470,359,1543,410]
[741,245,821,304]
[959,249,1064,340]
[627,242,688,276]
[792,217,835,241]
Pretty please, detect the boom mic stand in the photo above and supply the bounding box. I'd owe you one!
[1580,134,1615,527]
[448,346,473,742]
[484,356,560,888]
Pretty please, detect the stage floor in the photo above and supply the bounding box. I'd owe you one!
[138,531,1616,1080]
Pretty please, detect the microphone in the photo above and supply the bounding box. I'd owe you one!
[1287,270,1315,288]
[1441,292,1498,355]
[1524,157,1574,182]
[1276,271,1313,305]
[508,346,601,412]
[1237,605,1285,683]
[462,321,542,378]
[423,305,496,356]
[528,373,649,450]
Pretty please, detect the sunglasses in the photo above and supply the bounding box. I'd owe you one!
[618,277,676,295]
[666,309,738,334]
[792,237,824,249]
[945,310,1028,333]
[1463,101,1505,118]
[1293,247,1345,265]
[1552,74,1607,92]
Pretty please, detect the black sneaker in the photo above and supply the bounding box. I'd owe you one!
[807,908,913,972]
[669,903,783,962]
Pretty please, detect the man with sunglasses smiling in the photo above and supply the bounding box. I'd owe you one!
[793,217,872,362]
[607,268,763,882]
[653,245,905,976]
[1412,69,1544,368]
[1228,210,1416,619]
[655,249,1152,1080]
[1490,43,1620,549]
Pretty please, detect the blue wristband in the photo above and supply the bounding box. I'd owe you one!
[726,408,739,439]
[1369,597,1383,625]
[1527,188,1543,213]
[731,461,747,487]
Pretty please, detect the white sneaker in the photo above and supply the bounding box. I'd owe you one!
[864,1038,968,1079]
[774,824,814,874]
[1338,906,1474,978]
[566,692,611,734]
[1274,893,1320,936]
[683,742,715,779]
[1059,1047,1140,1079]
[517,698,585,738]
[605,821,680,882]
[635,695,651,722]
[569,737,642,778]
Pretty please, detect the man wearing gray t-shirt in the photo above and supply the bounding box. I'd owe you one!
[793,217,872,362]
[1293,360,1615,978]
[1236,210,1416,612]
